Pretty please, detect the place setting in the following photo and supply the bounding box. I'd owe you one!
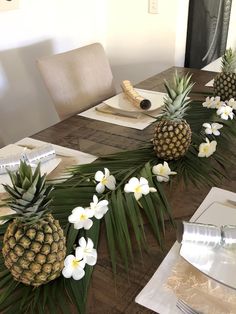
[79,80,165,130]
[0,143,62,192]
[0,137,97,221]
[16,137,97,172]
[135,187,236,314]
[0,142,62,221]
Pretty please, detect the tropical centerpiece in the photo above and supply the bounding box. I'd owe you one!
[0,70,236,313]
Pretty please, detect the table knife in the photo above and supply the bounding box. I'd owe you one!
[95,107,141,119]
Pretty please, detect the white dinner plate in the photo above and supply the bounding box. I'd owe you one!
[103,89,166,113]
[180,202,236,290]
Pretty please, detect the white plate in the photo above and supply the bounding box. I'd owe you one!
[180,202,236,290]
[103,89,166,113]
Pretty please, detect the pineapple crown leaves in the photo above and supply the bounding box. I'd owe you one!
[161,72,194,120]
[3,161,54,222]
[221,48,236,73]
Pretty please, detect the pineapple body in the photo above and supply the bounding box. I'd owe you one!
[153,120,191,160]
[153,72,193,160]
[2,161,67,287]
[213,72,236,101]
[2,214,66,287]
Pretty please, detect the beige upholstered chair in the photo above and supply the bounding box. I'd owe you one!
[36,43,116,120]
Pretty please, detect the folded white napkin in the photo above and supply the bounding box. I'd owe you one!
[205,79,214,87]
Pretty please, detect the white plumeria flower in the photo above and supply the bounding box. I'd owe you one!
[95,168,116,193]
[68,206,94,230]
[202,122,223,136]
[152,161,177,182]
[87,194,109,219]
[202,96,215,108]
[76,237,97,266]
[216,104,234,120]
[202,96,223,109]
[124,177,156,200]
[62,252,85,280]
[213,96,224,109]
[227,98,236,110]
[198,138,217,158]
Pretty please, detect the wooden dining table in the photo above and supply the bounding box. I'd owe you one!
[31,66,236,313]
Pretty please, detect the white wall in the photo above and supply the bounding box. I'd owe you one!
[175,0,189,66]
[106,0,189,90]
[227,0,236,49]
[0,0,106,146]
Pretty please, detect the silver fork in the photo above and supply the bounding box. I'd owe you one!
[176,299,200,314]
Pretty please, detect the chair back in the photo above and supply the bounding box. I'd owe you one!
[37,43,116,120]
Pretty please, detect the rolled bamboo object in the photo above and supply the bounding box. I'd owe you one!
[121,80,151,110]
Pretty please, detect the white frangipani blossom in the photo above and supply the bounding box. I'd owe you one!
[198,138,217,158]
[213,96,224,109]
[68,207,94,230]
[124,177,156,200]
[76,237,97,266]
[88,194,109,219]
[216,105,234,120]
[202,122,223,136]
[152,161,177,182]
[202,96,215,108]
[202,96,223,109]
[95,168,116,193]
[227,98,236,110]
[62,253,85,280]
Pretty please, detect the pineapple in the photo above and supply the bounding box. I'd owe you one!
[213,48,236,101]
[2,161,66,287]
[153,72,194,160]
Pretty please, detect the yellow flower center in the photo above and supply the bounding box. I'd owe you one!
[134,185,142,193]
[72,259,80,268]
[80,214,87,221]
[101,177,108,185]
